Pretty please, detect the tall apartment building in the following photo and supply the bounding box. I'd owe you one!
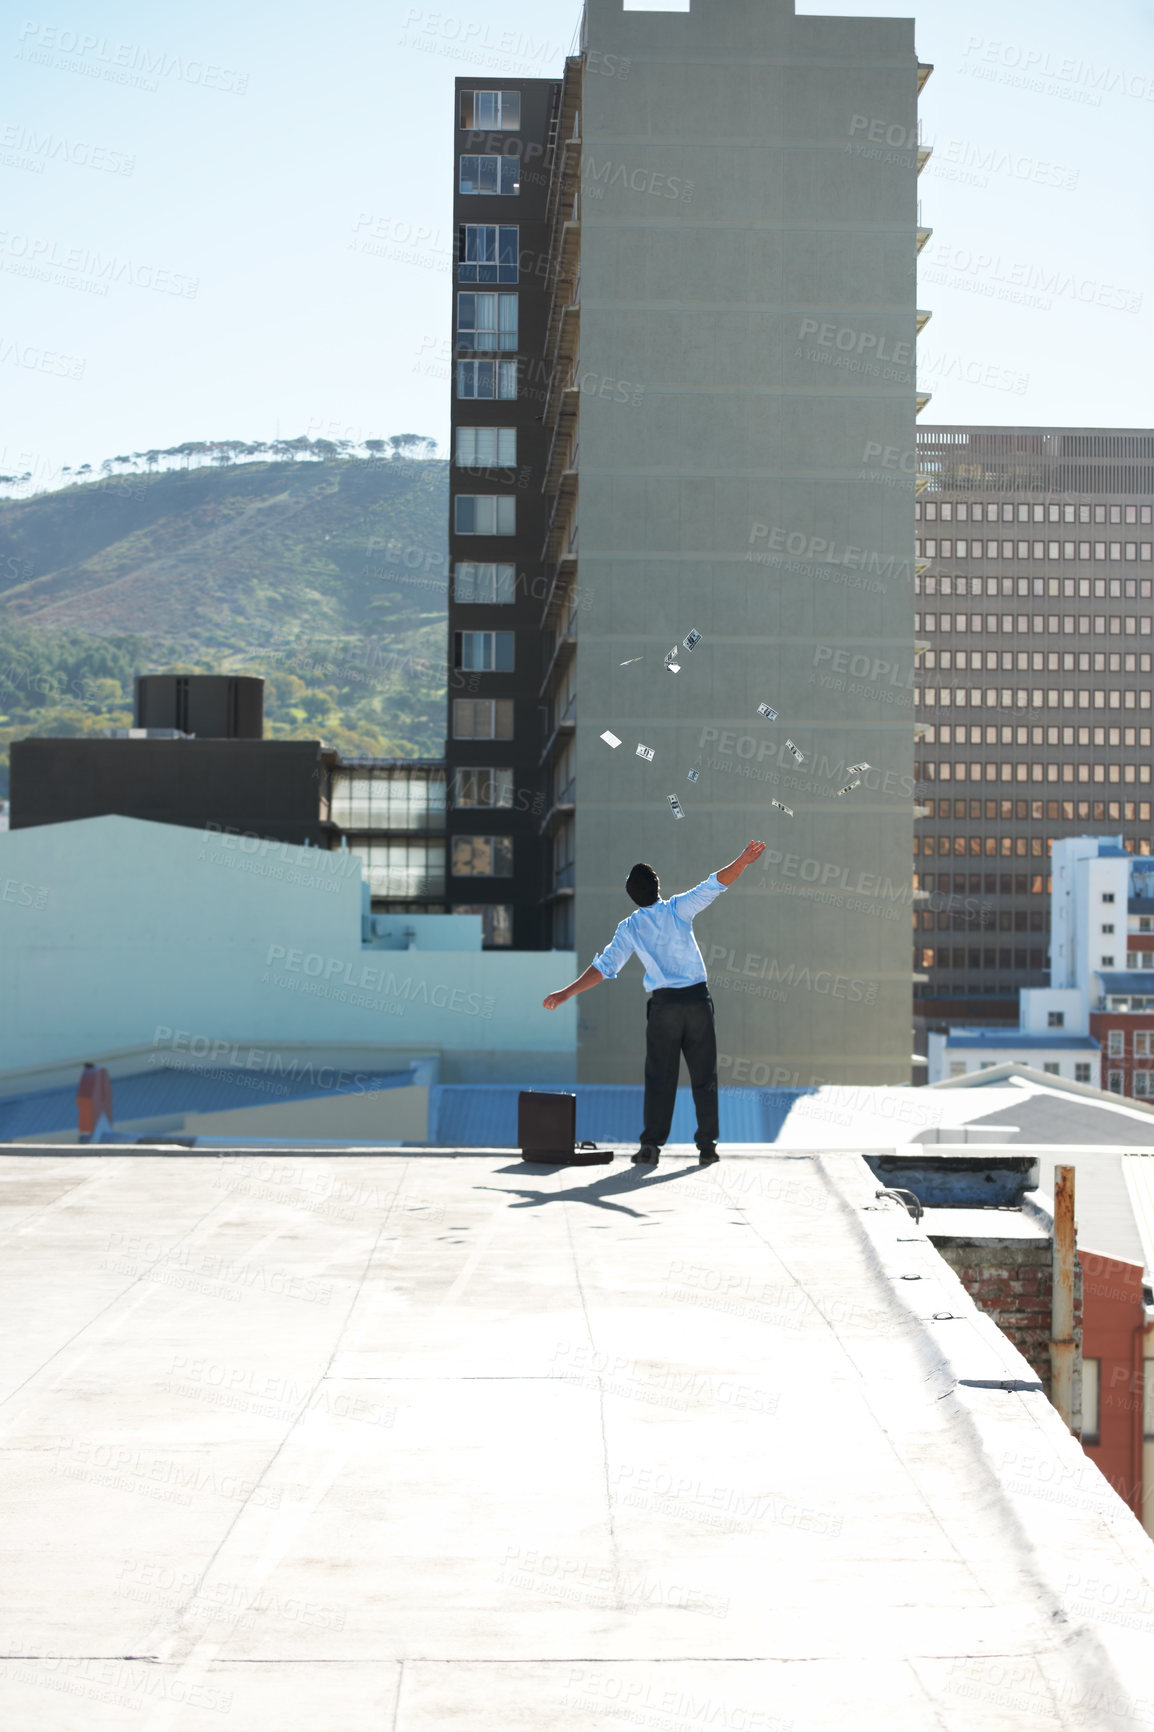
[448,0,929,1082]
[445,78,555,950]
[913,427,1154,1030]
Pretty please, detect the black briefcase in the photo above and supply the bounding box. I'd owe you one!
[517,1092,612,1164]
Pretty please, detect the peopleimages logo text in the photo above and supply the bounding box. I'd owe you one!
[747,524,914,581]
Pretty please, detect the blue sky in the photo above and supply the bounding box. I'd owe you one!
[3,0,1150,490]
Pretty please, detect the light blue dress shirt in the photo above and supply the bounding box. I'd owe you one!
[591,873,727,992]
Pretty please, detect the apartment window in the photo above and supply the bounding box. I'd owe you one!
[458,223,518,282]
[452,767,514,809]
[1136,1032,1154,1056]
[552,897,574,948]
[1048,1011,1064,1028]
[457,359,517,399]
[1075,1062,1092,1084]
[1101,955,1115,966]
[455,495,516,535]
[1108,1029,1124,1056]
[1102,892,1115,903]
[452,902,514,947]
[1043,1063,1060,1075]
[332,771,445,832]
[349,839,445,899]
[451,835,514,877]
[452,697,513,739]
[1082,1358,1100,1445]
[456,427,516,467]
[1107,1070,1124,1093]
[1101,923,1115,934]
[948,1061,966,1078]
[1136,1071,1153,1096]
[459,155,519,195]
[453,561,515,603]
[454,629,514,671]
[457,292,518,352]
[460,90,521,130]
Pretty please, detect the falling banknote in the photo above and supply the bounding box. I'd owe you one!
[847,761,870,775]
[836,780,861,797]
[757,703,778,721]
[785,740,804,763]
[770,799,794,817]
[620,657,644,666]
[600,730,622,749]
[636,743,655,762]
[663,647,681,673]
[668,795,685,819]
[683,630,702,651]
[687,768,699,783]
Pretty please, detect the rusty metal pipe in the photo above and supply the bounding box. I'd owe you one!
[1052,1164,1077,1430]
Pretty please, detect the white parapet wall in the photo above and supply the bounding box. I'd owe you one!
[0,816,576,1085]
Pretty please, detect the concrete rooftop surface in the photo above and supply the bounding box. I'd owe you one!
[3,1148,1154,1731]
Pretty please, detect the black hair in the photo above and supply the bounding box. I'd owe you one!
[625,863,660,907]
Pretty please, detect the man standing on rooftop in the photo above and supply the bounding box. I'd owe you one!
[542,841,766,1165]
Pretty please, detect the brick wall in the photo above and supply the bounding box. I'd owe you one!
[1089,1010,1154,1099]
[932,1238,1083,1411]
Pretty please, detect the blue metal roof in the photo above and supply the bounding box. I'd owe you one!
[945,1031,1100,1051]
[1097,972,1154,995]
[428,1085,817,1148]
[0,1065,413,1142]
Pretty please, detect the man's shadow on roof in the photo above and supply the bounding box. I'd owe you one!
[480,1161,701,1217]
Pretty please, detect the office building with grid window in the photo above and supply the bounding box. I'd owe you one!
[928,834,1154,1100]
[444,0,930,1082]
[912,427,1154,1035]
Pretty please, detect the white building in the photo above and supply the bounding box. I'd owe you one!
[929,836,1154,1088]
[0,817,577,1126]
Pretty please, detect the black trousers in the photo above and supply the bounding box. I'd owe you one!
[640,981,718,1151]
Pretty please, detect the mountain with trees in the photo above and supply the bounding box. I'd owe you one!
[0,439,449,792]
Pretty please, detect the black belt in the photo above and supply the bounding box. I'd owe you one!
[650,981,711,1003]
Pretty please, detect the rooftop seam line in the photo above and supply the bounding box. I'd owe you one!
[562,1179,623,1600]
[144,1198,400,1666]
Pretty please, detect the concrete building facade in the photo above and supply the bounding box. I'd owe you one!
[912,425,1154,1032]
[523,0,931,1084]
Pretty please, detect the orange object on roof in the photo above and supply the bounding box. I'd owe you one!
[76,1064,113,1138]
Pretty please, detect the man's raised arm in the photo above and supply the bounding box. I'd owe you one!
[542,964,603,1011]
[716,839,766,887]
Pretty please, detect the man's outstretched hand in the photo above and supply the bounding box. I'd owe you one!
[542,964,604,1011]
[718,840,766,887]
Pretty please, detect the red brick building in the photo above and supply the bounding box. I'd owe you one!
[1079,1250,1151,1524]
